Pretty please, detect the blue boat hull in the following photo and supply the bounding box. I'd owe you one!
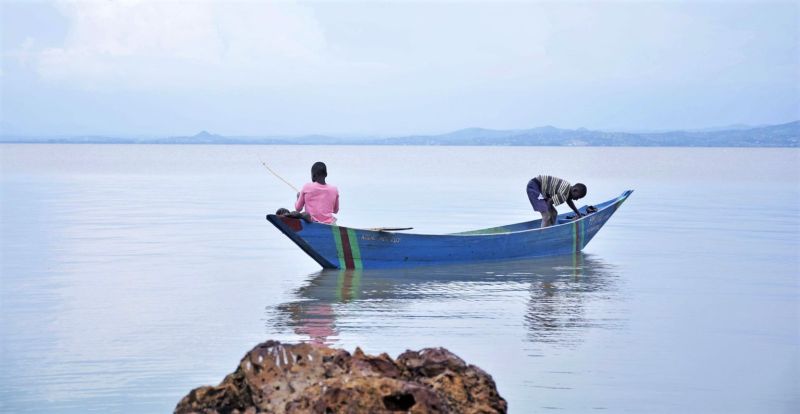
[267,190,632,269]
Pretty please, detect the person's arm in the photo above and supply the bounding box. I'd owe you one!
[295,190,305,212]
[333,193,339,214]
[566,197,582,218]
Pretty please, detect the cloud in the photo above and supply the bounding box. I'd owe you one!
[31,0,559,93]
[33,1,797,94]
[35,0,333,89]
[6,0,798,134]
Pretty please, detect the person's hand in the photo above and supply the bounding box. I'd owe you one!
[296,192,300,199]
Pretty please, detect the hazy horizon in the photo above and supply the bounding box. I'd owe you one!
[2,1,798,137]
[2,119,799,140]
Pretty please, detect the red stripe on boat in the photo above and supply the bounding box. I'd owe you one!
[339,227,356,269]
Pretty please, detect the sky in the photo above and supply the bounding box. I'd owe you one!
[1,0,798,137]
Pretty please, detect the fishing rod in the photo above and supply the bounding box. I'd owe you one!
[258,159,300,193]
[259,159,414,231]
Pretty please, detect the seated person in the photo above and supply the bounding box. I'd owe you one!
[294,162,339,224]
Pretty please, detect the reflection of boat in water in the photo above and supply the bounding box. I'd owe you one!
[267,191,632,269]
[523,256,619,345]
[268,253,619,345]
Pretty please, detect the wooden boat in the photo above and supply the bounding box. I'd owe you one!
[267,190,633,269]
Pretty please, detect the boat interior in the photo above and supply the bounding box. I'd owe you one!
[451,191,628,236]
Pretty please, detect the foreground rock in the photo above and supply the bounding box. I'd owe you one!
[175,340,507,414]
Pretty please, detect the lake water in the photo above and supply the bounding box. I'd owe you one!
[1,144,798,413]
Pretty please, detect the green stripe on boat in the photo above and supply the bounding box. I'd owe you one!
[580,220,585,249]
[332,225,345,268]
[346,228,363,269]
[572,220,578,252]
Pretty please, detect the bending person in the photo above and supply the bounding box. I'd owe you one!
[526,175,586,227]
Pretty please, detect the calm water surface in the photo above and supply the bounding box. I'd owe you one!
[1,145,798,413]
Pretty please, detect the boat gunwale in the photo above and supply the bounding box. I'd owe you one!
[444,189,633,237]
[273,190,633,238]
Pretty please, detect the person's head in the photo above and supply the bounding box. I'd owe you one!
[311,162,327,183]
[571,183,587,200]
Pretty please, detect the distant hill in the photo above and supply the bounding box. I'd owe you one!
[371,121,799,147]
[1,121,797,147]
[150,131,343,145]
[151,130,227,144]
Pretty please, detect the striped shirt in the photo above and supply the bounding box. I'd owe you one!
[537,175,572,206]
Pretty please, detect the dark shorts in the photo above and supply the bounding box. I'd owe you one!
[526,178,549,213]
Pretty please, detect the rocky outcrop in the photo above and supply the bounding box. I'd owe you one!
[175,340,506,414]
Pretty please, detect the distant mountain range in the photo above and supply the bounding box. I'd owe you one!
[2,121,798,147]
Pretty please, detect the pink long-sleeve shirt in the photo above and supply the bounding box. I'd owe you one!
[295,182,339,224]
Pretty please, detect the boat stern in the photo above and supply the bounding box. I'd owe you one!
[266,214,339,269]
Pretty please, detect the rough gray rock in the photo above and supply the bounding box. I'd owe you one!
[175,340,506,414]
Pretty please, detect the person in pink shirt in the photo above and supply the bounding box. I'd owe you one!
[295,162,339,224]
